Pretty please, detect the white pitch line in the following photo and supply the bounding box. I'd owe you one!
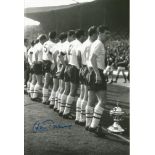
[102,127,130,143]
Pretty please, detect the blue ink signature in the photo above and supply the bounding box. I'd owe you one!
[33,120,72,133]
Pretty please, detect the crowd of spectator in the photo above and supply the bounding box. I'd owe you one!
[104,33,129,83]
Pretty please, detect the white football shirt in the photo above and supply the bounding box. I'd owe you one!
[27,47,35,65]
[81,38,93,66]
[66,40,74,63]
[42,40,56,62]
[88,39,106,70]
[69,39,82,69]
[32,42,43,62]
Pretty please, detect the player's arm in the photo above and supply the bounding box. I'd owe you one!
[34,50,38,63]
[66,45,72,63]
[58,53,66,67]
[90,53,99,75]
[65,53,69,64]
[28,52,33,66]
[53,50,58,66]
[90,53,102,83]
[77,50,82,68]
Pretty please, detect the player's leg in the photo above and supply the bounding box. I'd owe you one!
[109,69,114,84]
[30,74,37,99]
[75,84,84,124]
[127,68,130,81]
[63,66,79,119]
[49,66,58,109]
[42,61,51,104]
[85,90,96,130]
[122,69,127,83]
[42,72,51,104]
[27,71,32,95]
[89,90,106,130]
[63,82,78,118]
[33,73,43,100]
[54,79,61,112]
[79,84,88,125]
[24,62,29,88]
[87,69,107,134]
[59,81,70,116]
[56,67,65,112]
[33,62,43,100]
[114,67,120,83]
[59,65,70,115]
[85,68,97,130]
[58,79,65,112]
[50,77,59,109]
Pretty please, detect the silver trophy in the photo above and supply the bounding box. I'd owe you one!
[108,103,125,133]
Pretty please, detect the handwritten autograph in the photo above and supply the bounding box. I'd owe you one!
[33,119,72,133]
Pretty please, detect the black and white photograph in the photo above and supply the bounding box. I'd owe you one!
[24,0,129,154]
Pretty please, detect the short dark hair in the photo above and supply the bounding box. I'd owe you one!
[49,31,56,39]
[88,26,97,36]
[67,30,75,37]
[39,34,47,42]
[75,29,85,39]
[58,32,67,41]
[24,38,28,44]
[31,40,35,46]
[97,25,109,33]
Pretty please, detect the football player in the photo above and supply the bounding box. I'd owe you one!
[42,32,57,104]
[54,32,67,112]
[63,29,85,119]
[27,40,36,95]
[86,25,110,135]
[75,26,98,126]
[31,34,47,101]
[59,30,76,116]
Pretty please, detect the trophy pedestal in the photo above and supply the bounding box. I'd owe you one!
[108,122,124,133]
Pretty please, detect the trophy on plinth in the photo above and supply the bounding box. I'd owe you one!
[108,102,125,133]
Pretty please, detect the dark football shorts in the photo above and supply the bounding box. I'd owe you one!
[64,64,79,84]
[42,60,52,75]
[87,67,107,91]
[51,65,57,78]
[33,61,43,75]
[79,65,89,85]
[24,61,30,72]
[29,65,34,74]
[56,64,65,80]
[64,64,71,82]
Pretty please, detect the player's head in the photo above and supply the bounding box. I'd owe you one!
[38,34,47,44]
[31,40,35,47]
[48,31,56,40]
[67,30,75,42]
[58,32,67,43]
[24,38,29,47]
[97,25,110,42]
[88,26,97,41]
[75,29,85,43]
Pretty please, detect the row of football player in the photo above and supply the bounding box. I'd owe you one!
[24,25,123,135]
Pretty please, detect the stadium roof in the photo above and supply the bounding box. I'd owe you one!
[24,0,95,13]
[24,0,129,34]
